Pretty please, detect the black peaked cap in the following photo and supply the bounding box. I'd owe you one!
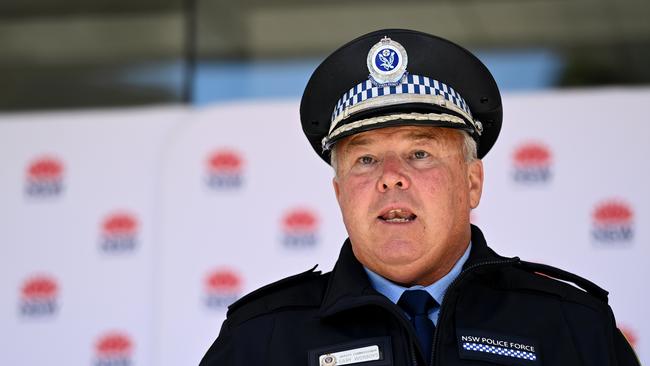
[300,28,502,164]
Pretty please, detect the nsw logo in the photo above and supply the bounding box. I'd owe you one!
[19,275,58,317]
[100,212,139,253]
[205,149,244,189]
[591,200,634,244]
[281,208,319,248]
[94,332,133,366]
[204,269,241,309]
[512,142,552,184]
[25,156,64,197]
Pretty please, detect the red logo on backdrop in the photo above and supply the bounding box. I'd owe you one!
[619,325,638,350]
[281,208,319,248]
[100,212,139,253]
[204,269,242,309]
[20,275,58,317]
[591,200,634,244]
[94,332,133,366]
[512,142,552,184]
[205,149,244,189]
[25,156,64,197]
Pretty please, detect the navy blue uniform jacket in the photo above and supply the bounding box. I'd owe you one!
[200,225,639,366]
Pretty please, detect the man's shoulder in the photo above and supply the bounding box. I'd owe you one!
[225,265,329,326]
[500,259,610,310]
[472,226,610,310]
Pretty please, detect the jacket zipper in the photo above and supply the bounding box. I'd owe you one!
[328,296,425,366]
[428,257,520,366]
[321,257,519,366]
[410,342,418,366]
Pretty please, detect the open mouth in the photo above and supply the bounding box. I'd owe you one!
[378,208,417,223]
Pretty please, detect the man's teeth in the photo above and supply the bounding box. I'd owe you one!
[381,209,415,222]
[385,217,412,223]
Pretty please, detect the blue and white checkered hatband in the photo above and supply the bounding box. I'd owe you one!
[322,74,482,151]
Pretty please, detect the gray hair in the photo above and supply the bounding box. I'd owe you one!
[330,129,477,176]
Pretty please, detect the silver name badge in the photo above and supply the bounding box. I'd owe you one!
[319,345,380,366]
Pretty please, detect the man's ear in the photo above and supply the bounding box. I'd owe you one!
[332,177,341,202]
[468,159,484,209]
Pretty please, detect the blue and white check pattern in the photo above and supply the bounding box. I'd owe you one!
[462,342,537,361]
[331,74,472,123]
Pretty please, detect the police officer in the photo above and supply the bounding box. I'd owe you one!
[200,29,639,366]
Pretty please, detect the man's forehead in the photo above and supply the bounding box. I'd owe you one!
[341,126,457,149]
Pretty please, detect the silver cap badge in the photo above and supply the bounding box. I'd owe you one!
[367,36,408,86]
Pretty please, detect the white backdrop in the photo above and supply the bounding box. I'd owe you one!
[1,88,648,365]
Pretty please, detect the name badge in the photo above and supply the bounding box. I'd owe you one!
[308,337,392,366]
[320,345,380,366]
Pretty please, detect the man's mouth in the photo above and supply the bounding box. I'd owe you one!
[378,208,417,223]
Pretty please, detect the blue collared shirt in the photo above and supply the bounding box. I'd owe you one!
[363,243,472,325]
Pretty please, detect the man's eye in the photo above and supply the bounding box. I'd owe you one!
[413,150,429,159]
[358,156,376,165]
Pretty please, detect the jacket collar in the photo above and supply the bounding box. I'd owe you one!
[319,224,500,318]
[319,238,382,317]
[464,224,503,268]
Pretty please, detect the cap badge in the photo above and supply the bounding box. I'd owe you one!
[367,36,408,87]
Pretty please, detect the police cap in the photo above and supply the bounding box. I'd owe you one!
[300,29,502,164]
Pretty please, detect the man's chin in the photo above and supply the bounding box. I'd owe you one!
[378,239,422,260]
[376,252,421,267]
[375,254,427,278]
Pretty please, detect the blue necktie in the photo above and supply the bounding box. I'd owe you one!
[398,289,437,365]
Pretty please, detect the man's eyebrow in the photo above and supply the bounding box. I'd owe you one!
[403,131,442,142]
[345,136,375,149]
[344,130,443,151]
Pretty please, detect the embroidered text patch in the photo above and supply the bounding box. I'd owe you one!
[457,329,540,365]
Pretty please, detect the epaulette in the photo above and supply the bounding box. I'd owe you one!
[226,265,323,317]
[515,260,609,303]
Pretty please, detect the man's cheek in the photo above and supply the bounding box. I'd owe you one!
[417,172,445,194]
[342,177,374,196]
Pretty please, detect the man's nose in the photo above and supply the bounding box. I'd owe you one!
[377,154,410,192]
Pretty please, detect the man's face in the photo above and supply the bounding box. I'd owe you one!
[332,126,484,286]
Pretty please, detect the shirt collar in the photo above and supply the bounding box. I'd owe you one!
[363,242,472,306]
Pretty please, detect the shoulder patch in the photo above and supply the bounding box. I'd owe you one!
[515,260,609,302]
[227,265,323,317]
